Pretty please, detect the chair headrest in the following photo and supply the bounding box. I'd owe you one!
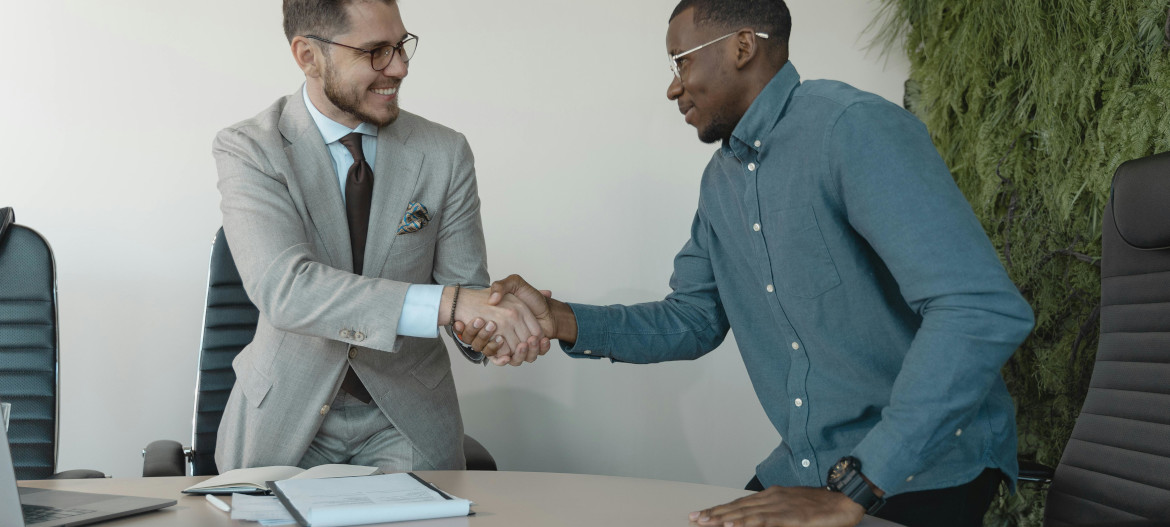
[0,207,14,246]
[1111,152,1170,250]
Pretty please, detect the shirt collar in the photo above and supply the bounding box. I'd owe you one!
[723,61,801,158]
[302,84,379,144]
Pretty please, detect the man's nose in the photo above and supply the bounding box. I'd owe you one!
[381,51,408,77]
[666,75,683,100]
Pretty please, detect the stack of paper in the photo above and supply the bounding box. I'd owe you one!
[230,494,298,526]
[270,473,472,527]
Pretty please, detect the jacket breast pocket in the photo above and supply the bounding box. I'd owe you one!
[767,206,842,299]
[391,212,439,253]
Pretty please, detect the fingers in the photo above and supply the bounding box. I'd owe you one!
[456,318,481,346]
[482,332,505,358]
[691,492,773,526]
[470,320,496,351]
[691,487,858,527]
[487,274,527,305]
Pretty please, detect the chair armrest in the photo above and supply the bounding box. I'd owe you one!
[46,469,106,479]
[142,440,187,477]
[1017,459,1055,486]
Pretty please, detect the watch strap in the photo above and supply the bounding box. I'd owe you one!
[836,472,884,515]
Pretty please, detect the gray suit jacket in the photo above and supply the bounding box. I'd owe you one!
[211,89,488,472]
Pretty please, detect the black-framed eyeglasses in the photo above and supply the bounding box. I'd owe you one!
[304,33,419,70]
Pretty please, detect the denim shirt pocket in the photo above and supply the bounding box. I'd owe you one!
[768,205,842,298]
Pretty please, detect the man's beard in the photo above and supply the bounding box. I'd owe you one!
[698,109,736,144]
[322,62,400,127]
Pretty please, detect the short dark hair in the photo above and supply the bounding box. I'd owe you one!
[669,0,791,45]
[282,0,396,43]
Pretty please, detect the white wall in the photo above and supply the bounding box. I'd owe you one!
[0,1,908,485]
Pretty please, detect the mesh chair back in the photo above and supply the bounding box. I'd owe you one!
[191,227,259,476]
[0,224,58,480]
[1044,152,1170,525]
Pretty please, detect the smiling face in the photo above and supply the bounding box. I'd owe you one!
[666,8,743,144]
[307,1,409,128]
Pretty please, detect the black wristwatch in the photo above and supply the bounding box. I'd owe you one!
[826,456,885,515]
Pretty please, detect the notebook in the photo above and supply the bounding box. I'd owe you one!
[0,427,175,527]
[182,464,380,495]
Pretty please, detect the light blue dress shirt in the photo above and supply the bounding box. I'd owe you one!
[560,63,1034,496]
[302,87,442,338]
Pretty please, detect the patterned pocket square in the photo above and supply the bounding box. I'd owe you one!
[397,201,430,234]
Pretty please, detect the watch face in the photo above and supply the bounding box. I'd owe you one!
[828,460,849,485]
[827,457,857,487]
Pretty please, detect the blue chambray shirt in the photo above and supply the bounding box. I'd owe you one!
[561,62,1034,496]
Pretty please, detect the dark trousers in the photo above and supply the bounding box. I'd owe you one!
[745,468,1002,527]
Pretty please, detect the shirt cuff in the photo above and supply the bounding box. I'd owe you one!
[557,303,607,360]
[397,284,444,338]
[850,424,923,496]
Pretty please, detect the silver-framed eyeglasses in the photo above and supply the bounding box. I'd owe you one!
[668,30,768,79]
[304,33,419,70]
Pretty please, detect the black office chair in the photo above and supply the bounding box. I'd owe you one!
[0,207,104,480]
[1038,153,1170,526]
[143,227,496,476]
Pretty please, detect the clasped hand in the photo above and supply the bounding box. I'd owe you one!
[451,286,551,365]
[453,275,555,366]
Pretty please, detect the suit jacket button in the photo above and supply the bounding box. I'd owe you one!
[339,329,351,339]
[320,405,330,415]
[348,347,358,359]
[354,332,365,342]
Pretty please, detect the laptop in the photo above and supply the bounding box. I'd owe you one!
[0,426,175,527]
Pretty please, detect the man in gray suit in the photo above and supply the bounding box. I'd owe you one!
[212,0,546,472]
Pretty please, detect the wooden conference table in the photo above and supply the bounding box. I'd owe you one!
[20,471,903,527]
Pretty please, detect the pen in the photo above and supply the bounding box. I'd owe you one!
[205,494,231,513]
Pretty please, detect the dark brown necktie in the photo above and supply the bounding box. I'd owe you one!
[338,132,373,404]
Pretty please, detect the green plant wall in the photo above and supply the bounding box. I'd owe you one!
[872,1,1170,524]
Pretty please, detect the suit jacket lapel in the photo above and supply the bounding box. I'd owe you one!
[366,117,424,277]
[279,90,353,271]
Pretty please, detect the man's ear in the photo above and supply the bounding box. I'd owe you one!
[291,37,324,78]
[734,30,761,70]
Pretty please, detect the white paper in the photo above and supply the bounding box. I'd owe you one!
[309,501,470,527]
[230,494,297,525]
[275,473,470,527]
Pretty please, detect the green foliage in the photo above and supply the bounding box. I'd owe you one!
[872,1,1170,524]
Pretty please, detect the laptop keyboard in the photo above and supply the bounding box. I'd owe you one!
[21,504,95,524]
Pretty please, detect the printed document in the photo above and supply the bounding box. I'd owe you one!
[271,473,471,527]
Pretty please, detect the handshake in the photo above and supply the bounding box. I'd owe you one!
[447,275,574,366]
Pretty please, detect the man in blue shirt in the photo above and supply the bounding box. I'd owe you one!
[459,0,1033,525]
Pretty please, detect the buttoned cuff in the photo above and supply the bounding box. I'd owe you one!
[851,426,925,496]
[557,303,607,360]
[397,284,444,338]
